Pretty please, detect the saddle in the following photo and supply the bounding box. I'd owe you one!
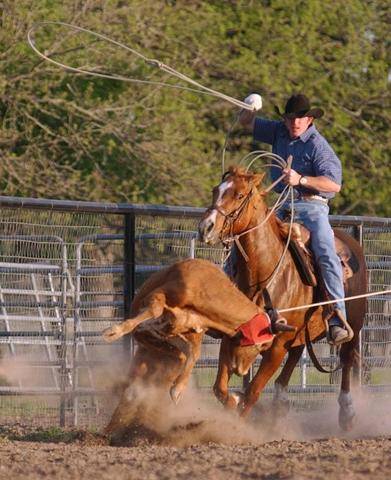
[279,221,358,348]
[279,222,359,288]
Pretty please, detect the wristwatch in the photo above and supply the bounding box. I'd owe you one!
[299,176,308,186]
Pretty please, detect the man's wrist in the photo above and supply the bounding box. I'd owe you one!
[299,175,308,186]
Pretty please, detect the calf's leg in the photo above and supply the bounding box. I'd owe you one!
[103,292,166,342]
[213,336,241,409]
[169,332,203,404]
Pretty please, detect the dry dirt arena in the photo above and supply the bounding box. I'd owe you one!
[0,390,390,480]
[0,434,390,480]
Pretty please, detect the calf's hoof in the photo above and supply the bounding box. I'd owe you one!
[103,325,123,342]
[225,391,244,410]
[170,385,183,405]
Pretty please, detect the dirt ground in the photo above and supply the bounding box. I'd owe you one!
[1,400,391,480]
[0,433,390,480]
[1,385,390,479]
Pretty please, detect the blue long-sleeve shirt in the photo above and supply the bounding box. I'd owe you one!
[253,118,342,199]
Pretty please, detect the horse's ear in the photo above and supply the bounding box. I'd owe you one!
[252,172,266,187]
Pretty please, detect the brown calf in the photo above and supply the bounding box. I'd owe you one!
[103,258,284,435]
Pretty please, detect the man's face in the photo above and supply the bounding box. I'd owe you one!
[284,116,313,139]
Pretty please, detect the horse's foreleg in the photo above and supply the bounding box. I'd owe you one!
[338,339,360,431]
[273,344,305,416]
[213,336,240,409]
[241,344,287,418]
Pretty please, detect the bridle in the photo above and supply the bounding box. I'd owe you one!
[208,173,295,288]
[209,186,255,246]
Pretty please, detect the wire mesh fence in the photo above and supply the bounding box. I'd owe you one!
[0,197,389,427]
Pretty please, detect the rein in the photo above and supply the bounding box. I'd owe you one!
[304,324,341,374]
[265,290,341,374]
[218,183,294,288]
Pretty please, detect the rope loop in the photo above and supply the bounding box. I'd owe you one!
[27,21,255,111]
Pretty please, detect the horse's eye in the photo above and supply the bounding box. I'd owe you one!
[237,193,245,200]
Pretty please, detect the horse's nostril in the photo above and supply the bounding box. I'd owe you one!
[199,219,214,240]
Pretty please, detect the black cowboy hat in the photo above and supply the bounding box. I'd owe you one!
[274,94,324,119]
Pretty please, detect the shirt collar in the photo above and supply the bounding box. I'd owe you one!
[299,124,317,142]
[282,123,317,143]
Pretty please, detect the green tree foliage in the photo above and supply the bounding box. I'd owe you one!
[0,0,389,215]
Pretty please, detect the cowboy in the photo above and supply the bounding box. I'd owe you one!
[239,93,349,345]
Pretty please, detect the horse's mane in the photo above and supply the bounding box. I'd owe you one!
[224,165,252,179]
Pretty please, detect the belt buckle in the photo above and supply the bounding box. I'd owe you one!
[298,194,327,204]
[311,195,328,204]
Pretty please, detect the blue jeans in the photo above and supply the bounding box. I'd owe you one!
[277,200,346,326]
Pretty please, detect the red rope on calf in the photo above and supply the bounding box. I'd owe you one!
[237,312,274,347]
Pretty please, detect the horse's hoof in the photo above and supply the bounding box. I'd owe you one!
[273,399,290,417]
[338,391,355,431]
[339,410,356,431]
[273,383,290,417]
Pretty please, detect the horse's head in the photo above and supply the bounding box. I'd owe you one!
[199,166,266,245]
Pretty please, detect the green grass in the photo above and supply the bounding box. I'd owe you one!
[0,425,105,444]
[14,426,80,443]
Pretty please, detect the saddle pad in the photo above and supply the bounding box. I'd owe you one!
[237,312,274,347]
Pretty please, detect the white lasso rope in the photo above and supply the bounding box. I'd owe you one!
[279,289,391,314]
[27,21,256,111]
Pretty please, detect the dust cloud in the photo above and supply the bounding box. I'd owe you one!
[103,377,391,447]
[1,351,390,446]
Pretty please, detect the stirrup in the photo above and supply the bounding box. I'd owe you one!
[327,325,349,346]
[326,309,354,346]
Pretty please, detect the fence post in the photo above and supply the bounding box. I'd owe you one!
[353,223,364,387]
[59,244,68,427]
[123,213,136,356]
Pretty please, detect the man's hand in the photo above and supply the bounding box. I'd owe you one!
[239,109,256,130]
[282,168,301,186]
[244,93,263,111]
[239,93,262,131]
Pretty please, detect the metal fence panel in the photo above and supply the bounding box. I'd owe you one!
[0,196,389,426]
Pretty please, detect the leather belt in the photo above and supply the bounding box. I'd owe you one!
[296,194,328,204]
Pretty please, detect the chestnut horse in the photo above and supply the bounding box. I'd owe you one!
[198,166,367,430]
